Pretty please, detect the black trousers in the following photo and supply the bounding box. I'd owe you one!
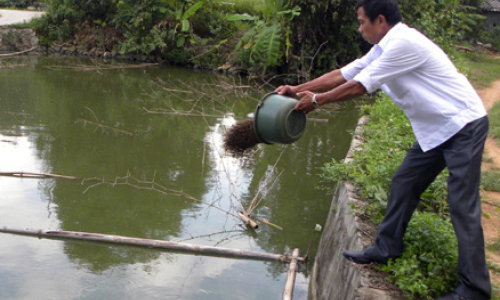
[365,116,491,300]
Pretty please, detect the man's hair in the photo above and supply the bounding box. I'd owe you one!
[355,0,402,25]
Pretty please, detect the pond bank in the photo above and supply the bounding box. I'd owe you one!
[0,28,247,75]
[310,116,403,300]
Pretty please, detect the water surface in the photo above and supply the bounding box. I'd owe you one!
[0,55,360,300]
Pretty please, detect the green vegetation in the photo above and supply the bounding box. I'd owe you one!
[25,0,491,77]
[0,0,37,9]
[460,51,500,89]
[8,0,497,297]
[321,96,449,221]
[489,102,500,141]
[482,171,500,192]
[380,212,459,298]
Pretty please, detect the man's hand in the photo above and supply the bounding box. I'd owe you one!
[275,85,298,97]
[295,91,316,114]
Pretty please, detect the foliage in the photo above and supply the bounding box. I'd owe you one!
[228,0,300,75]
[31,0,239,63]
[380,212,459,299]
[490,102,500,142]
[321,95,449,219]
[479,27,500,51]
[284,0,362,80]
[29,0,491,75]
[0,0,37,8]
[278,0,486,80]
[110,0,170,55]
[399,0,485,49]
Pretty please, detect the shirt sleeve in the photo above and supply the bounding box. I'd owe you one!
[340,46,380,81]
[353,38,425,93]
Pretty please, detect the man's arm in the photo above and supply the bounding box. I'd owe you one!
[295,80,367,114]
[275,69,347,97]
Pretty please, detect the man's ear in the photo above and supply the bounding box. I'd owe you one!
[377,14,387,25]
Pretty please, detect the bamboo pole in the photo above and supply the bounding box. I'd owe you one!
[0,227,306,263]
[238,211,259,229]
[283,248,300,300]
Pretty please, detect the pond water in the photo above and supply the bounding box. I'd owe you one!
[0,55,360,300]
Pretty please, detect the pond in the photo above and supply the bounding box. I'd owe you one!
[0,55,360,300]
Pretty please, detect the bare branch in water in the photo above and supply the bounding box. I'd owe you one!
[82,171,240,219]
[76,107,135,136]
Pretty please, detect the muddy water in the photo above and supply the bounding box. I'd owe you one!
[0,55,360,300]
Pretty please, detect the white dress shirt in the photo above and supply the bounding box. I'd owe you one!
[341,23,486,152]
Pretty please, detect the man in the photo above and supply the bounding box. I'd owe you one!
[276,0,491,299]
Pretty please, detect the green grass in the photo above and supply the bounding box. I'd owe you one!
[489,102,500,142]
[482,171,500,192]
[461,50,500,89]
[214,0,263,14]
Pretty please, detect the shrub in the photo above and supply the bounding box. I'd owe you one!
[380,212,459,299]
[0,0,36,8]
[321,95,449,220]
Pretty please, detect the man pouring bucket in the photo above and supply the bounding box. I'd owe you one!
[276,1,491,299]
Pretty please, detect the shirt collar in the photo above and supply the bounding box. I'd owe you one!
[377,22,405,50]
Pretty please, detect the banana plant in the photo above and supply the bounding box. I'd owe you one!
[228,0,300,74]
[171,0,204,47]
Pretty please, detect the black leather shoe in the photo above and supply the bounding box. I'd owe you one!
[342,250,388,265]
[435,292,470,300]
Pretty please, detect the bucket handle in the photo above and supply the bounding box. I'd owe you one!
[257,91,278,109]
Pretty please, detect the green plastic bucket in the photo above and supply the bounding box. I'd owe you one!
[254,92,307,144]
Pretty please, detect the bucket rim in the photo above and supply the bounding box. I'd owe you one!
[284,108,306,139]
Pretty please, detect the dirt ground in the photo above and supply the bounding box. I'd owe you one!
[477,78,500,290]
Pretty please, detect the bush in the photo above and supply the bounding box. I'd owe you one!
[380,212,459,299]
[0,0,37,8]
[321,95,449,220]
[480,28,500,51]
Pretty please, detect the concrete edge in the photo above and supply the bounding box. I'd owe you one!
[310,116,404,300]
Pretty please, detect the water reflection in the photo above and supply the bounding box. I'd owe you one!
[0,55,361,299]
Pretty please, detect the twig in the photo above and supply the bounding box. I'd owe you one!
[253,217,283,231]
[82,172,240,219]
[0,46,38,57]
[0,64,27,68]
[0,172,79,180]
[174,229,245,243]
[483,200,500,208]
[246,147,287,215]
[143,107,224,118]
[76,107,135,136]
[43,62,159,71]
[307,118,329,123]
[238,211,259,229]
[76,118,135,136]
[308,41,329,75]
